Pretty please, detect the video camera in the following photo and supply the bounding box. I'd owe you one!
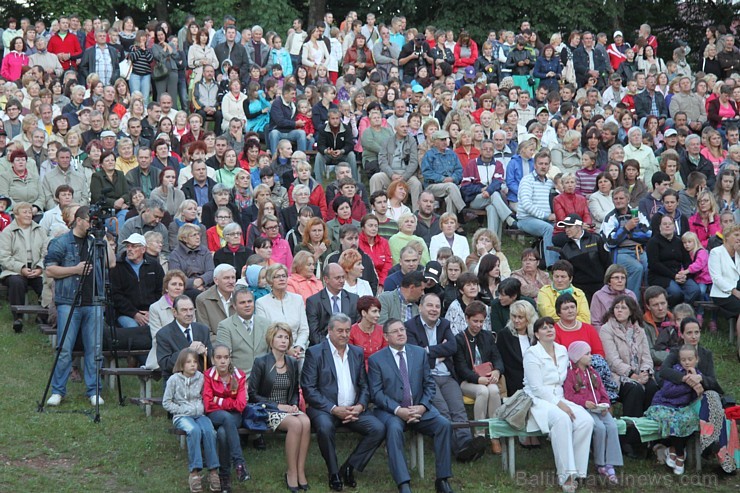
[88,193,115,238]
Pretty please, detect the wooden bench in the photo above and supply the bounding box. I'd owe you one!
[39,323,57,346]
[100,367,161,416]
[11,304,49,316]
[694,300,737,344]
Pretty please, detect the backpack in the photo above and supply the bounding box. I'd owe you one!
[494,388,532,430]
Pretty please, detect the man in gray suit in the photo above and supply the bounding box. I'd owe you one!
[216,287,267,376]
[196,264,236,339]
[378,271,425,325]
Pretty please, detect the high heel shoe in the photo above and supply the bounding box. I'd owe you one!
[285,473,300,493]
[299,483,310,491]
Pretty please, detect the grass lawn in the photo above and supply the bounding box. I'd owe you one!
[1,234,739,492]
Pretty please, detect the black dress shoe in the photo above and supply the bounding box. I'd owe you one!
[219,475,231,493]
[253,434,266,450]
[398,482,412,493]
[456,436,488,462]
[13,319,22,333]
[435,478,455,493]
[285,473,300,493]
[340,463,356,488]
[328,473,343,491]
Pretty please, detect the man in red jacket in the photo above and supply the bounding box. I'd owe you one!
[47,16,82,71]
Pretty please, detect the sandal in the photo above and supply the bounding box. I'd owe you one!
[606,466,618,485]
[561,478,577,493]
[665,452,677,469]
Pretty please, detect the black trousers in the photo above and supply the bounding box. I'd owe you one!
[5,275,43,315]
[619,378,659,417]
[310,410,385,475]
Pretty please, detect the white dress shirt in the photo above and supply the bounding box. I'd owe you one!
[329,339,356,407]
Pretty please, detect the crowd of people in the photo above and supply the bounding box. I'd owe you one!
[1,9,740,493]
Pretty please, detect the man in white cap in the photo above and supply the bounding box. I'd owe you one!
[606,30,630,72]
[100,130,117,154]
[420,130,466,218]
[110,232,164,328]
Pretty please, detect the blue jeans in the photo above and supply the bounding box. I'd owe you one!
[174,415,220,472]
[210,410,245,476]
[666,279,701,306]
[117,315,139,328]
[615,248,647,297]
[268,129,307,155]
[129,73,151,103]
[51,304,103,397]
[314,151,358,184]
[517,216,558,267]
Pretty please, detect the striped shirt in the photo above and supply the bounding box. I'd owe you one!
[517,171,554,220]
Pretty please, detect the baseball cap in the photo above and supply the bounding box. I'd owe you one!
[432,130,450,140]
[664,128,678,138]
[535,106,549,116]
[609,72,622,81]
[556,213,584,228]
[411,84,424,94]
[464,66,476,78]
[424,261,442,284]
[613,31,623,38]
[100,130,116,138]
[123,233,147,247]
[77,107,92,115]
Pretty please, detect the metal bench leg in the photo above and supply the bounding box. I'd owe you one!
[409,433,417,470]
[507,437,516,478]
[145,378,152,417]
[107,358,115,389]
[416,433,424,479]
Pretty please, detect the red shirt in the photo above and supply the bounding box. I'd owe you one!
[554,322,605,356]
[349,323,387,370]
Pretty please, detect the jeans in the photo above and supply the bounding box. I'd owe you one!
[517,216,558,266]
[51,304,103,397]
[210,410,245,476]
[666,279,701,307]
[615,248,647,297]
[129,73,151,103]
[314,151,358,184]
[268,129,307,155]
[117,315,139,328]
[174,415,220,472]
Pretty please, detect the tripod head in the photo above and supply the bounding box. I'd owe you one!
[88,192,115,240]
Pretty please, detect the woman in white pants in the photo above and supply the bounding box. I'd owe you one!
[523,317,594,493]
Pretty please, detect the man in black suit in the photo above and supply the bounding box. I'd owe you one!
[368,319,454,493]
[405,293,487,463]
[634,73,668,121]
[156,295,212,382]
[306,263,358,345]
[181,160,217,208]
[301,313,385,491]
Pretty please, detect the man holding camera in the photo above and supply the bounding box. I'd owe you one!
[399,33,432,84]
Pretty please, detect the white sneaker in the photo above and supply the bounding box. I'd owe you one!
[90,395,104,406]
[46,394,62,406]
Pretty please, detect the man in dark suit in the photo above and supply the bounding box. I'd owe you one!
[156,295,212,382]
[634,73,668,121]
[405,293,487,463]
[301,313,385,491]
[572,31,608,90]
[306,263,358,345]
[368,318,454,493]
[78,30,120,85]
[181,160,217,208]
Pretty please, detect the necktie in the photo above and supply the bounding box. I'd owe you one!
[398,350,412,407]
[405,304,413,322]
[332,295,340,314]
[243,319,252,334]
[184,328,192,344]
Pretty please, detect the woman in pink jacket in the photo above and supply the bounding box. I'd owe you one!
[688,190,721,248]
[286,251,324,303]
[0,37,29,81]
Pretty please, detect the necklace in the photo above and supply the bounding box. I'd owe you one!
[274,361,286,369]
[559,319,579,331]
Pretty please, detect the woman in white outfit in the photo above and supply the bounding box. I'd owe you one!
[523,316,594,493]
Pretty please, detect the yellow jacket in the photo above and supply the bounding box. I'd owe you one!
[536,284,591,324]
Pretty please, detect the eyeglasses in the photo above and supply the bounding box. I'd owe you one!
[264,225,279,231]
[272,274,288,280]
[216,215,232,220]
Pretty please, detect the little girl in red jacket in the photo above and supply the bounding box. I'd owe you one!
[203,345,250,490]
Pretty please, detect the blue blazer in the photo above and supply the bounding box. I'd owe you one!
[368,345,439,420]
[301,339,369,416]
[404,315,457,378]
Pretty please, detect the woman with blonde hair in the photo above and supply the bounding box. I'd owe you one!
[388,213,430,265]
[689,190,721,248]
[286,250,323,303]
[453,128,479,165]
[466,228,511,277]
[496,300,538,396]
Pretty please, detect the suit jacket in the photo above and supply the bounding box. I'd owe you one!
[306,289,359,346]
[377,288,419,325]
[404,315,457,378]
[196,285,236,338]
[368,344,439,420]
[495,328,528,395]
[216,314,268,377]
[244,41,271,68]
[144,295,174,370]
[156,320,212,381]
[572,46,608,88]
[634,90,668,120]
[301,339,369,416]
[78,44,121,82]
[181,177,217,204]
[248,352,300,406]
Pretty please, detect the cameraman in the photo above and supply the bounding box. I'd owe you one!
[45,206,116,408]
[399,33,432,84]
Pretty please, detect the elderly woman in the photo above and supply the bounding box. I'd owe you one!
[202,183,240,229]
[286,250,323,303]
[523,317,593,492]
[465,229,511,277]
[0,202,47,332]
[647,214,700,307]
[537,260,590,323]
[349,295,386,370]
[510,248,549,300]
[168,223,215,301]
[453,300,504,448]
[213,223,249,280]
[90,150,129,220]
[551,130,582,174]
[0,150,41,214]
[254,264,310,362]
[590,265,638,332]
[389,213,430,265]
[248,322,312,491]
[168,200,207,250]
[429,212,470,261]
[588,172,615,230]
[708,223,740,345]
[495,300,538,399]
[339,248,373,297]
[282,184,320,232]
[145,269,187,369]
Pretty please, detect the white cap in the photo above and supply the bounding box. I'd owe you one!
[123,233,147,247]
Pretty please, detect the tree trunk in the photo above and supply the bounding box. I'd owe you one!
[307,0,326,29]
[156,0,169,22]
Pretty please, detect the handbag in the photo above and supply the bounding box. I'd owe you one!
[494,388,532,430]
[463,334,493,378]
[119,59,132,80]
[242,402,280,431]
[153,61,169,81]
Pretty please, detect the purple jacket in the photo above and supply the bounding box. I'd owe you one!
[651,364,699,408]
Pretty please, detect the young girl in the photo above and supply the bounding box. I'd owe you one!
[203,345,249,490]
[294,98,315,148]
[713,169,738,213]
[644,344,703,475]
[679,232,712,325]
[163,349,221,492]
[563,341,621,485]
[575,151,599,197]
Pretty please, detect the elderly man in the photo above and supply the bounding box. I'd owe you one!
[118,198,169,254]
[517,150,558,267]
[373,117,422,210]
[268,83,307,155]
[301,313,386,491]
[573,31,608,89]
[29,36,63,76]
[215,287,265,375]
[420,130,465,217]
[623,127,659,185]
[196,263,237,340]
[669,77,706,132]
[81,110,105,147]
[110,232,165,328]
[600,186,652,297]
[156,295,212,382]
[306,263,359,346]
[634,74,668,122]
[245,25,270,76]
[78,29,120,85]
[315,109,358,184]
[680,134,716,189]
[40,147,90,210]
[718,35,740,79]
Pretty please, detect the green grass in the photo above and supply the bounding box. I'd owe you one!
[1,237,739,492]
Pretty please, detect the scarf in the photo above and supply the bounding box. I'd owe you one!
[216,224,226,247]
[552,284,574,297]
[338,216,353,225]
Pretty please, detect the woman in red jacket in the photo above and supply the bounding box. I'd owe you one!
[453,31,478,75]
[342,35,375,81]
[203,345,250,489]
[358,214,392,288]
[553,173,593,236]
